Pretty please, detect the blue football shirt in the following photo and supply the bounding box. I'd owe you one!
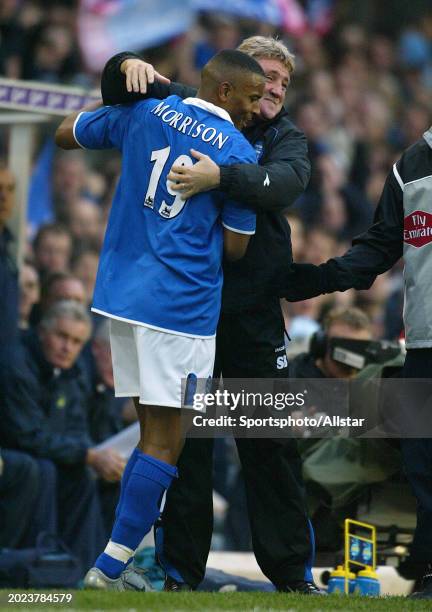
[74,95,256,337]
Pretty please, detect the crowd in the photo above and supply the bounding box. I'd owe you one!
[0,0,432,588]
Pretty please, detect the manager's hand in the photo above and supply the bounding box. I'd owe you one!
[120,58,170,94]
[167,149,221,199]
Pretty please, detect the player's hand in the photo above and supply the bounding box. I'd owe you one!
[167,149,221,199]
[120,59,171,93]
[87,448,125,482]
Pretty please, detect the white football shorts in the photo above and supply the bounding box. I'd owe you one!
[109,318,215,408]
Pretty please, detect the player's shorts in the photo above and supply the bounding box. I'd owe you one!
[109,319,215,408]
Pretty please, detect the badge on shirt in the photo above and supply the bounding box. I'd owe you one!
[254,140,264,161]
[56,395,66,409]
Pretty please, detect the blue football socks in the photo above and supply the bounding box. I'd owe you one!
[95,451,178,579]
[114,447,140,520]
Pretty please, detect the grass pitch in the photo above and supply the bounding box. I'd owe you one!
[2,591,432,611]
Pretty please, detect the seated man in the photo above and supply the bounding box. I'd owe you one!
[0,300,125,574]
[0,448,56,548]
[55,49,261,590]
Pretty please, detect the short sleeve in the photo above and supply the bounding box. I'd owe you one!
[73,104,136,150]
[221,199,256,234]
[220,138,257,234]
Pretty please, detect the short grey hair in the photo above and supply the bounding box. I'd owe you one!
[39,299,92,335]
[237,36,295,74]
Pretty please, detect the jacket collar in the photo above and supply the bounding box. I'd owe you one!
[244,106,288,138]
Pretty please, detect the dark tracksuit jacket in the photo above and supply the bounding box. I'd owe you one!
[0,331,91,463]
[101,53,314,588]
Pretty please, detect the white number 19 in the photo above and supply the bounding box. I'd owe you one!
[144,146,193,219]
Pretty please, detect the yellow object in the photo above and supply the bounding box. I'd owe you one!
[357,569,378,579]
[330,566,355,580]
[344,519,377,594]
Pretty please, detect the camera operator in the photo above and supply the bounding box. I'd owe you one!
[289,307,372,380]
[288,306,403,554]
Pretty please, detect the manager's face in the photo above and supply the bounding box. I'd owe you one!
[256,58,290,121]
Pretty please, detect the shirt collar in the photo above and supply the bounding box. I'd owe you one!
[183,97,233,125]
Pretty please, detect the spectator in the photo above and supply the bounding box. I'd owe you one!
[41,271,87,307]
[18,261,40,330]
[0,0,24,78]
[0,300,125,573]
[298,152,373,241]
[71,246,100,306]
[0,448,56,549]
[0,163,18,363]
[22,23,78,83]
[303,227,337,265]
[52,151,91,220]
[65,198,103,246]
[29,271,86,328]
[193,14,241,71]
[33,223,73,279]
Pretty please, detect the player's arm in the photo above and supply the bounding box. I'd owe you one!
[101,52,196,105]
[223,228,251,261]
[221,185,256,261]
[55,100,103,149]
[56,101,136,152]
